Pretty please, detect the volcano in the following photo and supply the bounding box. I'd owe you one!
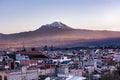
[1,22,120,49]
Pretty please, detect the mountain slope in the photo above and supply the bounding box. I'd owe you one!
[1,22,120,48]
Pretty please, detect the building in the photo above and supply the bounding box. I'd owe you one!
[0,66,39,80]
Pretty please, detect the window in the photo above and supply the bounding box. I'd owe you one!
[4,76,7,80]
[0,75,2,80]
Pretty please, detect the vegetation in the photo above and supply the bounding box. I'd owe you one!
[100,66,120,80]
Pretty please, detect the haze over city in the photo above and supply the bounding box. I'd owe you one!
[1,1,120,80]
[0,0,120,34]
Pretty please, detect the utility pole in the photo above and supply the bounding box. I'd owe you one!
[22,39,25,49]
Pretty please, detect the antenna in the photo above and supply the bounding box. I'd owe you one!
[22,38,26,51]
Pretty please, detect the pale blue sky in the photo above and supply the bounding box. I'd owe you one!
[0,0,120,33]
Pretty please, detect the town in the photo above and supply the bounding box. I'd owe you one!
[1,0,120,80]
[0,46,120,80]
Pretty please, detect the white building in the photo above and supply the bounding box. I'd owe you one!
[0,66,38,80]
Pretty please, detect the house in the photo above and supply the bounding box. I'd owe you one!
[0,66,39,80]
[52,56,71,63]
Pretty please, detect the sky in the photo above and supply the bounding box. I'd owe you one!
[0,0,120,34]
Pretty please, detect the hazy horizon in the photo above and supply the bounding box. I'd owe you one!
[1,0,120,34]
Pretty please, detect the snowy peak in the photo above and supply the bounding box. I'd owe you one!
[40,21,72,29]
[49,22,64,28]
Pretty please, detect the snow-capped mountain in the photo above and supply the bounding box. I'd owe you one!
[40,22,72,29]
[1,22,120,48]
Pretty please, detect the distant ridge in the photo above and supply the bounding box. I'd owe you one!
[1,21,120,49]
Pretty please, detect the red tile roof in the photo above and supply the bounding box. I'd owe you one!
[16,51,44,55]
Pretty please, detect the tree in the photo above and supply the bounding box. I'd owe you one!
[72,50,76,55]
[43,45,48,51]
[50,45,54,51]
[31,47,36,51]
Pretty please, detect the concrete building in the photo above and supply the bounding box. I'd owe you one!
[0,66,39,80]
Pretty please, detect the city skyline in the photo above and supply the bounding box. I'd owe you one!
[1,0,120,34]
